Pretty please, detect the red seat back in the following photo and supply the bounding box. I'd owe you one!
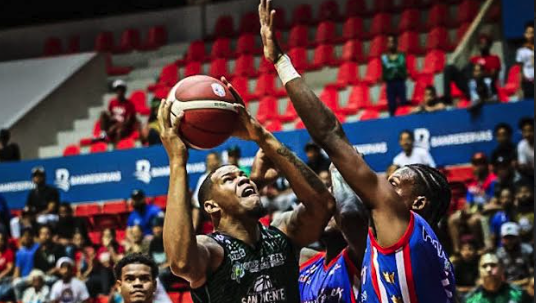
[43,37,62,56]
[341,40,364,62]
[457,0,480,24]
[75,204,101,217]
[315,21,336,44]
[288,47,310,72]
[425,4,449,30]
[318,0,340,21]
[342,17,364,40]
[102,201,128,214]
[363,58,382,84]
[255,74,277,97]
[257,96,279,124]
[234,54,256,78]
[90,142,108,153]
[184,61,202,77]
[370,13,393,36]
[214,15,235,38]
[399,9,422,32]
[159,64,179,86]
[399,31,423,55]
[185,40,206,63]
[118,29,141,52]
[211,38,232,59]
[368,36,388,59]
[66,36,80,53]
[291,4,313,26]
[239,12,261,34]
[63,145,80,156]
[95,32,114,52]
[319,87,340,111]
[426,27,452,51]
[289,25,310,48]
[117,138,135,150]
[236,34,256,55]
[209,58,229,79]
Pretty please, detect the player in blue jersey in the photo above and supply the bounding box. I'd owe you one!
[258,1,457,302]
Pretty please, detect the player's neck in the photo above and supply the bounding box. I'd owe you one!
[323,237,347,265]
[217,216,261,247]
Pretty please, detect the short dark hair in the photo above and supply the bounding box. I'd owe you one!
[424,85,436,96]
[0,129,9,142]
[494,123,513,136]
[526,22,534,30]
[198,169,219,206]
[59,202,72,212]
[518,117,534,130]
[399,130,414,141]
[406,164,451,227]
[114,253,158,281]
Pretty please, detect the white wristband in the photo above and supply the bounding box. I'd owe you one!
[275,54,301,86]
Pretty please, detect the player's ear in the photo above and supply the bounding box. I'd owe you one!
[411,196,429,211]
[116,280,122,288]
[204,200,221,215]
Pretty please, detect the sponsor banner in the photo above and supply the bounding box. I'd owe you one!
[0,101,532,209]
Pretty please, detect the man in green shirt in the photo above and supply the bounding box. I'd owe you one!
[465,253,531,303]
[382,34,408,116]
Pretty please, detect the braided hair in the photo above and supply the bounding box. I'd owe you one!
[405,164,451,226]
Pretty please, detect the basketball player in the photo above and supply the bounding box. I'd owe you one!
[114,253,158,303]
[258,0,457,302]
[159,88,335,302]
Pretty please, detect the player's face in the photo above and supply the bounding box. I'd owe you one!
[388,167,424,212]
[118,264,156,303]
[210,165,264,219]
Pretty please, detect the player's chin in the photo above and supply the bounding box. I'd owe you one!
[243,196,266,218]
[129,293,149,303]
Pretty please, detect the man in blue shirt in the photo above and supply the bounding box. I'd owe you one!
[127,190,163,235]
[12,228,40,300]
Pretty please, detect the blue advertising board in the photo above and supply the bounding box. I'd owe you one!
[0,100,533,209]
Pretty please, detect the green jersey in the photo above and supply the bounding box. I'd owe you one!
[465,284,531,303]
[191,224,300,303]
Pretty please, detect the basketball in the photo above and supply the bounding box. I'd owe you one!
[167,75,239,150]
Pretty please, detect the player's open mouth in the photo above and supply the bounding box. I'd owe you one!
[241,185,257,198]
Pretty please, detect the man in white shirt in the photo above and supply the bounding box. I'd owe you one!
[50,258,89,303]
[517,117,534,181]
[22,269,50,303]
[393,130,436,168]
[516,22,534,99]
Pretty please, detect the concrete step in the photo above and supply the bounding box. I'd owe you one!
[147,55,180,68]
[128,66,161,81]
[38,145,63,159]
[158,42,190,57]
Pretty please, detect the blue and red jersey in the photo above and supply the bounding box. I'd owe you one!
[299,248,359,303]
[359,212,456,303]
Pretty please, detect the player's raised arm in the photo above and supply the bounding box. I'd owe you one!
[258,0,409,247]
[223,78,334,248]
[159,100,222,288]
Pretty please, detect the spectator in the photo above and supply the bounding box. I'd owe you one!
[467,63,498,112]
[127,190,163,236]
[12,228,40,300]
[56,203,88,247]
[489,187,515,248]
[453,238,479,295]
[0,232,14,301]
[71,231,95,282]
[516,22,534,99]
[412,85,446,113]
[32,225,65,283]
[0,194,10,236]
[382,34,408,116]
[318,170,331,188]
[491,123,517,165]
[100,80,137,144]
[444,34,501,103]
[26,167,60,215]
[97,229,124,266]
[141,98,161,146]
[0,129,21,162]
[492,155,519,193]
[513,182,533,244]
[21,270,50,303]
[227,146,250,176]
[465,152,497,208]
[496,222,533,286]
[50,257,90,303]
[465,253,531,303]
[516,117,534,182]
[10,206,38,240]
[85,229,119,297]
[392,130,436,167]
[124,225,149,255]
[192,151,221,208]
[147,217,175,291]
[304,142,331,174]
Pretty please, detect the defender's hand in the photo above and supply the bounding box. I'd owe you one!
[158,99,188,164]
[259,0,283,63]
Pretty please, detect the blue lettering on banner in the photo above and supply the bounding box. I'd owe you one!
[0,101,532,208]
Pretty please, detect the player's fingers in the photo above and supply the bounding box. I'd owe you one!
[173,109,184,134]
[157,99,166,131]
[269,10,276,31]
[259,0,265,23]
[222,77,245,106]
[162,99,172,128]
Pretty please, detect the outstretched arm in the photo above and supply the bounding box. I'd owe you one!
[160,100,223,288]
[258,0,409,247]
[224,78,334,248]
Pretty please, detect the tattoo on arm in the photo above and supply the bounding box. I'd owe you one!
[276,146,325,191]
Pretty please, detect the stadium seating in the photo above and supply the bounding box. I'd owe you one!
[235,34,257,56]
[362,58,383,84]
[256,96,279,124]
[231,76,256,103]
[342,85,368,115]
[115,29,141,53]
[457,0,480,25]
[254,73,286,98]
[184,40,207,63]
[345,0,371,17]
[288,47,312,72]
[367,35,388,60]
[426,27,454,52]
[210,38,232,59]
[279,100,298,123]
[311,44,338,69]
[273,8,289,30]
[339,17,365,42]
[184,61,202,77]
[315,21,336,45]
[90,142,108,153]
[63,144,81,156]
[318,0,341,21]
[398,31,425,55]
[340,40,364,63]
[233,54,257,78]
[328,61,360,89]
[420,50,446,75]
[239,12,261,35]
[369,13,394,37]
[105,54,133,76]
[43,37,62,56]
[75,203,101,217]
[208,58,230,79]
[213,15,235,38]
[291,4,313,26]
[95,31,114,52]
[130,90,150,116]
[360,109,380,121]
[288,25,311,48]
[398,9,423,32]
[498,65,521,102]
[139,25,167,51]
[66,35,80,53]
[259,57,276,74]
[148,63,178,92]
[425,3,450,30]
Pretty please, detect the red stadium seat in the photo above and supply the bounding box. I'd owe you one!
[487,2,501,22]
[184,40,206,63]
[66,35,80,53]
[339,17,365,42]
[115,29,140,53]
[398,9,423,33]
[265,120,283,132]
[345,0,371,17]
[373,0,396,13]
[259,57,275,74]
[93,120,102,138]
[399,31,424,55]
[329,61,360,89]
[139,25,167,51]
[213,15,235,38]
[498,65,521,102]
[289,25,310,48]
[318,0,341,21]
[105,54,133,76]
[180,292,194,303]
[154,86,171,100]
[88,231,101,245]
[235,34,257,56]
[360,109,380,121]
[43,37,62,56]
[102,200,128,214]
[256,96,279,124]
[457,0,480,25]
[95,31,114,52]
[279,100,298,123]
[169,292,180,303]
[367,36,388,60]
[395,105,414,116]
[210,38,232,59]
[319,87,340,112]
[425,4,450,30]
[63,145,80,157]
[273,8,288,30]
[130,90,150,116]
[239,12,261,35]
[421,50,446,75]
[153,196,167,209]
[369,13,394,37]
[233,54,257,78]
[456,22,471,42]
[451,82,465,99]
[342,84,368,115]
[288,47,312,72]
[315,21,336,44]
[208,58,230,79]
[228,76,256,103]
[148,63,178,92]
[311,44,338,69]
[116,138,135,150]
[362,58,383,84]
[291,4,313,26]
[340,40,364,63]
[184,61,202,77]
[75,204,101,217]
[369,84,389,111]
[426,27,454,52]
[254,74,281,98]
[90,142,108,153]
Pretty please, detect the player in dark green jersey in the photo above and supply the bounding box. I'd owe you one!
[158,83,335,302]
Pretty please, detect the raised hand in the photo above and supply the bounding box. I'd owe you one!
[250,148,280,189]
[157,99,188,164]
[259,0,283,63]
